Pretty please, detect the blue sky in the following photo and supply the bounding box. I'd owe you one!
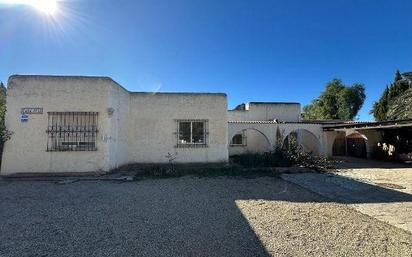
[1,0,411,120]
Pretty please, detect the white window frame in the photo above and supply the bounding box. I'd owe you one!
[176,119,208,147]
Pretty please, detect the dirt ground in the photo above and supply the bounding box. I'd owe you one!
[334,157,412,194]
[283,157,412,233]
[1,176,411,257]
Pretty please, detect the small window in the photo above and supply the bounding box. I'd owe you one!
[231,133,246,146]
[177,120,207,147]
[46,112,98,151]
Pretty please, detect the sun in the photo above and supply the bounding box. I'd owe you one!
[1,0,59,15]
[28,0,58,15]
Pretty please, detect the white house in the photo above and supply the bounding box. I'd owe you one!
[3,75,406,175]
[1,75,228,175]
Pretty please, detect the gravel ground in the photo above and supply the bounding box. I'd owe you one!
[0,176,411,257]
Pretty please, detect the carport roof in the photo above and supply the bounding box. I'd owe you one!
[322,119,412,131]
[228,120,326,125]
[228,119,412,131]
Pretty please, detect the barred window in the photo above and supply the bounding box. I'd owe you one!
[46,112,98,151]
[177,120,208,147]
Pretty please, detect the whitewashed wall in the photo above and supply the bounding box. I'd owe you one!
[1,76,113,174]
[127,92,228,163]
[229,129,271,155]
[228,122,326,156]
[228,102,301,122]
[1,75,228,175]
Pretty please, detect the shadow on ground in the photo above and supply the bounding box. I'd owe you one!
[0,177,306,257]
[334,156,412,169]
[1,174,412,257]
[283,172,412,204]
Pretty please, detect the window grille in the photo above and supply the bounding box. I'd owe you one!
[176,120,208,147]
[46,112,98,151]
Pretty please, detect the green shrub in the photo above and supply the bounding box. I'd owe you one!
[114,162,280,179]
[282,136,336,171]
[231,137,335,171]
[230,150,292,168]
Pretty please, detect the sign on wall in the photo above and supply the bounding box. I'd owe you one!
[21,108,43,114]
[20,114,29,122]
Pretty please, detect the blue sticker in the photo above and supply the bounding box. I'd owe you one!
[21,114,29,122]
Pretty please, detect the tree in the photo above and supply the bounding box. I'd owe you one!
[371,70,412,121]
[371,86,390,121]
[0,81,10,160]
[302,79,366,120]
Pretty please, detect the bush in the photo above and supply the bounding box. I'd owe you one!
[114,162,280,179]
[282,137,336,171]
[230,150,292,168]
[231,138,335,172]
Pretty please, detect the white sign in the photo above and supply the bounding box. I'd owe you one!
[21,108,43,114]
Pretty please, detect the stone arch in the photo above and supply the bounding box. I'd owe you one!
[228,128,272,156]
[283,128,321,155]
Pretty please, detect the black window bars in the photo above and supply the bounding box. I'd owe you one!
[46,112,98,152]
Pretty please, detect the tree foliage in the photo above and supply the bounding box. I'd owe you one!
[0,82,10,147]
[302,79,366,120]
[371,70,412,121]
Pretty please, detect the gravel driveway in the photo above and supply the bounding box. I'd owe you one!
[1,176,411,257]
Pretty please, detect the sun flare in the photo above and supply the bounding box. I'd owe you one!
[31,0,58,15]
[2,0,59,15]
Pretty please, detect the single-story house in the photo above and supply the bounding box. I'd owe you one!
[1,75,411,175]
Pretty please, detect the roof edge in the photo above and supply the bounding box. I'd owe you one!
[7,75,226,96]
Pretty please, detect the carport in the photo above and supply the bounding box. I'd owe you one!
[323,119,412,161]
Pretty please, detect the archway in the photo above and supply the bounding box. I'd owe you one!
[346,132,368,158]
[332,132,346,156]
[283,129,321,155]
[228,128,272,156]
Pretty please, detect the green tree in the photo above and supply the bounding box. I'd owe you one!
[371,86,389,121]
[302,79,366,120]
[371,70,412,121]
[0,82,10,157]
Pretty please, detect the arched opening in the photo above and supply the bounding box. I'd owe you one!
[229,128,271,156]
[283,129,320,155]
[346,132,368,158]
[332,132,346,156]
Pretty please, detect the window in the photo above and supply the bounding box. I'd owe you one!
[46,112,98,151]
[231,133,246,146]
[177,120,208,147]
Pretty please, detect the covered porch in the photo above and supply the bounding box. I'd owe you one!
[323,119,412,162]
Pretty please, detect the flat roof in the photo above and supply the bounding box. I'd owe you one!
[228,120,325,125]
[228,119,412,129]
[247,101,300,105]
[8,75,226,96]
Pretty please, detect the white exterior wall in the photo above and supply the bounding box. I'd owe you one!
[107,82,130,169]
[228,122,326,156]
[1,75,228,175]
[1,76,113,175]
[127,93,228,163]
[228,102,301,122]
[229,129,271,155]
[228,102,317,156]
